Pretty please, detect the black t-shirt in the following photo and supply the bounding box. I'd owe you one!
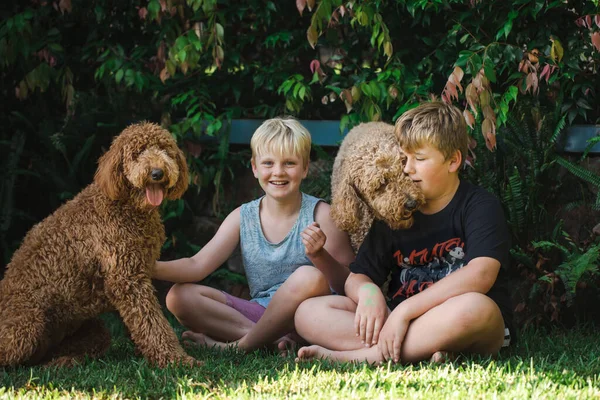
[350,180,513,328]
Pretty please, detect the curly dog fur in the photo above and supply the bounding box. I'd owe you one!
[0,122,197,368]
[331,122,425,251]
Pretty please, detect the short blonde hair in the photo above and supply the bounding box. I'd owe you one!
[394,102,468,168]
[250,117,311,167]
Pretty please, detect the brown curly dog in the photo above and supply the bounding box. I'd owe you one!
[331,122,425,251]
[0,122,197,368]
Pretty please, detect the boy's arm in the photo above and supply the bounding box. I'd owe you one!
[377,257,499,362]
[305,202,355,294]
[390,257,500,322]
[344,272,388,346]
[153,207,241,283]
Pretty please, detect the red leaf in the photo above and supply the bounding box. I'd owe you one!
[531,71,539,94]
[448,66,464,92]
[339,5,346,17]
[310,59,320,74]
[539,64,551,83]
[184,141,203,158]
[464,156,474,169]
[340,89,352,105]
[466,83,478,115]
[482,118,496,151]
[307,0,315,11]
[59,0,72,14]
[463,109,475,129]
[596,15,600,29]
[441,91,450,104]
[575,17,585,28]
[446,82,459,101]
[592,32,600,52]
[525,73,534,94]
[157,41,166,63]
[159,67,170,83]
[586,15,593,29]
[296,0,306,15]
[453,66,464,82]
[138,7,148,19]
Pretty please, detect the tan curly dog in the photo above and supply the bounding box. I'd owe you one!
[331,122,425,251]
[0,122,198,368]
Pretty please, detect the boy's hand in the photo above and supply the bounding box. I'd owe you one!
[355,283,387,347]
[301,222,326,257]
[377,310,410,364]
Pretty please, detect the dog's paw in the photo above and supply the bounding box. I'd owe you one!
[176,353,203,367]
[151,353,202,368]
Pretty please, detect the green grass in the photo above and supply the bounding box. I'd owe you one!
[1,313,600,399]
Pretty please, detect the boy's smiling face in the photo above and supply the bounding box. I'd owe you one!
[251,152,308,201]
[402,144,461,214]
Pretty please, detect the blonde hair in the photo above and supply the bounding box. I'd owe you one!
[394,102,468,168]
[250,117,311,167]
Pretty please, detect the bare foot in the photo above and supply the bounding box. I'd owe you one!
[181,331,208,347]
[181,331,235,350]
[295,345,335,362]
[275,335,297,357]
[295,344,381,364]
[429,351,456,364]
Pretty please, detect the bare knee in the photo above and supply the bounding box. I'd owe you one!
[295,296,322,323]
[285,266,329,299]
[166,283,211,318]
[294,296,330,339]
[445,293,502,335]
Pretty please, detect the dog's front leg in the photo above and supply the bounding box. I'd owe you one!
[103,265,199,367]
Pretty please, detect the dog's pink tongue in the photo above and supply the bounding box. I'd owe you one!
[146,184,164,206]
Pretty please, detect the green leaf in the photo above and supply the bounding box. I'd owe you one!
[483,64,497,83]
[148,0,160,20]
[299,85,306,100]
[115,69,124,84]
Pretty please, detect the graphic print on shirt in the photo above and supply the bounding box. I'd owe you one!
[391,237,465,302]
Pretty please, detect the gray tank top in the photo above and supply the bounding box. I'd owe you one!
[240,193,321,307]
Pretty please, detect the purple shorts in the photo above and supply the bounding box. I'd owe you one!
[222,291,266,323]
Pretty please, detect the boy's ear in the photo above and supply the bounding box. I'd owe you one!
[448,149,462,173]
[302,159,309,179]
[251,158,258,178]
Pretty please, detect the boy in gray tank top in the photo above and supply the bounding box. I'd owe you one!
[153,117,355,354]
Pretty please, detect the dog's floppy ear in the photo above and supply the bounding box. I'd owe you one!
[94,139,126,200]
[167,148,189,200]
[330,176,363,233]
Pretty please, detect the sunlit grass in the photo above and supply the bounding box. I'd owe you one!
[1,313,599,399]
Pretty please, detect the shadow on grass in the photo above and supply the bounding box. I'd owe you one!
[1,312,600,398]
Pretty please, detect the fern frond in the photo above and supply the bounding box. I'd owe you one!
[531,240,570,256]
[582,135,600,159]
[556,156,600,187]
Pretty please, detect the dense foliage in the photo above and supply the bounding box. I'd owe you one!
[1,0,600,325]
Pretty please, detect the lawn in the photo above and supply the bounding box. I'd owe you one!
[1,313,599,399]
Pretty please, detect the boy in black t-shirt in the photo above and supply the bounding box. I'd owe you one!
[294,102,513,364]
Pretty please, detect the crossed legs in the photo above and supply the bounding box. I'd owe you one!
[294,292,505,364]
[166,265,331,353]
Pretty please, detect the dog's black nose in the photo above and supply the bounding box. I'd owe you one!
[151,168,164,181]
[405,198,418,211]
